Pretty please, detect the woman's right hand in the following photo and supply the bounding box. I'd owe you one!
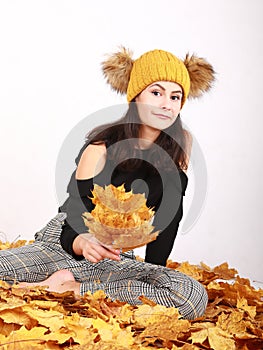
[72,233,121,263]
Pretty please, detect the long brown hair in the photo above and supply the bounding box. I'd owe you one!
[85,102,190,172]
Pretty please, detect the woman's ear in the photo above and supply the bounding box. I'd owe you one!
[184,54,216,99]
[101,46,134,94]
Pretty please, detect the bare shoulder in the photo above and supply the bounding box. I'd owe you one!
[76,143,107,180]
[83,143,107,155]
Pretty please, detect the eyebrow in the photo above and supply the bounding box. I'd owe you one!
[149,83,183,94]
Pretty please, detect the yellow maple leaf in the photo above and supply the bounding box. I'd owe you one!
[133,304,179,327]
[22,305,64,331]
[116,303,134,324]
[0,308,37,329]
[237,296,257,319]
[206,281,225,290]
[6,325,47,342]
[63,314,95,345]
[64,313,93,328]
[115,327,134,347]
[213,262,237,280]
[134,304,190,342]
[189,328,209,344]
[0,297,25,311]
[217,310,249,337]
[43,327,76,344]
[28,300,60,310]
[175,262,202,280]
[207,327,235,350]
[92,317,134,346]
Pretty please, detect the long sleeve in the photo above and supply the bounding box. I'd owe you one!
[145,170,188,266]
[59,171,95,259]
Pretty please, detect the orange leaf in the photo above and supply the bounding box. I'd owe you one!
[207,327,235,350]
[213,262,237,280]
[237,296,257,318]
[0,308,37,329]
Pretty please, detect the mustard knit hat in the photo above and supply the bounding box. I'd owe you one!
[127,50,190,105]
[102,47,215,107]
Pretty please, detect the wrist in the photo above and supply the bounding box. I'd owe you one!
[72,234,83,256]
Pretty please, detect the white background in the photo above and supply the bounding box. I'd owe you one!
[0,0,262,285]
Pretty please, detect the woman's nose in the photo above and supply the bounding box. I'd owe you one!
[161,96,172,110]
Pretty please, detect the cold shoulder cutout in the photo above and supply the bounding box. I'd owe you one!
[76,143,107,180]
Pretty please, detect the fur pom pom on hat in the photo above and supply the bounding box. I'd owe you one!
[102,46,215,106]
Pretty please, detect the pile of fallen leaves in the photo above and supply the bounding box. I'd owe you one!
[0,240,262,349]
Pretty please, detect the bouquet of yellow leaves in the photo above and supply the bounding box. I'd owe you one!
[82,184,159,251]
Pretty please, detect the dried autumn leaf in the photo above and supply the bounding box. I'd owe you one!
[28,300,60,310]
[133,304,190,342]
[92,183,148,213]
[189,328,209,344]
[5,325,47,342]
[0,297,25,311]
[92,318,134,346]
[213,262,237,280]
[63,314,95,344]
[0,308,37,329]
[0,280,11,289]
[175,262,202,281]
[74,342,136,350]
[0,240,28,250]
[0,317,20,336]
[206,281,225,291]
[43,327,76,344]
[217,311,248,336]
[207,326,236,350]
[22,305,65,331]
[116,303,134,324]
[237,296,257,319]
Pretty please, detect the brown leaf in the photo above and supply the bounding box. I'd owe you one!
[0,317,20,336]
[213,262,237,280]
[237,296,257,319]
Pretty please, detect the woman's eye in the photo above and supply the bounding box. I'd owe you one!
[171,95,181,101]
[152,90,161,96]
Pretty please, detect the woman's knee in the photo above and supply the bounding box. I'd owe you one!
[170,274,208,320]
[185,278,208,319]
[149,269,208,320]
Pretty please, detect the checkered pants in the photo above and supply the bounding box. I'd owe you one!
[0,213,207,320]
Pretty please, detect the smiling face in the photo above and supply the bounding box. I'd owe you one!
[135,81,183,141]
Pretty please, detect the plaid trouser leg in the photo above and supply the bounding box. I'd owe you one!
[79,257,208,320]
[0,213,84,284]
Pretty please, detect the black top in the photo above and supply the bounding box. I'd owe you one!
[59,141,188,266]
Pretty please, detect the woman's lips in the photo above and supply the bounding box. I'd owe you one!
[152,112,171,120]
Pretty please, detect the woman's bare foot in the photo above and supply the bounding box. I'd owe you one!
[17,269,81,295]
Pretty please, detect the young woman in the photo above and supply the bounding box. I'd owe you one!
[0,47,215,320]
